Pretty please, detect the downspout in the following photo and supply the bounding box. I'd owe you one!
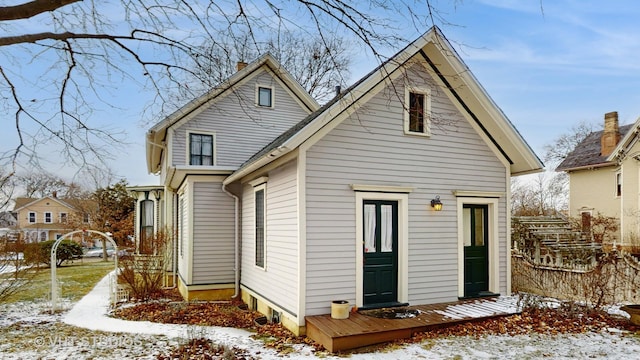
[222,182,240,298]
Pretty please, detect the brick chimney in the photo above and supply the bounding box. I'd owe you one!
[236,61,248,71]
[601,111,621,156]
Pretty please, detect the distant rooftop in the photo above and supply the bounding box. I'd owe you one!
[556,124,633,171]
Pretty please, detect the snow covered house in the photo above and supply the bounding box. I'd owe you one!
[138,27,543,335]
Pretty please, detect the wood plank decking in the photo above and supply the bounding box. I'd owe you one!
[306,297,519,352]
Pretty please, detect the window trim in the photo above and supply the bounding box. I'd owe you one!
[60,212,68,223]
[254,183,266,269]
[187,130,216,166]
[615,171,622,197]
[256,84,274,108]
[404,86,431,137]
[44,212,52,224]
[28,212,36,224]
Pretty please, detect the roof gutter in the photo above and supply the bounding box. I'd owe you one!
[557,162,615,172]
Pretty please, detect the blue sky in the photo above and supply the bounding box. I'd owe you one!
[8,0,640,187]
[99,1,640,185]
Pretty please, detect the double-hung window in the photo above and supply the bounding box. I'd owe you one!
[140,199,155,254]
[189,133,214,165]
[616,172,622,197]
[60,212,68,223]
[404,87,431,136]
[44,212,52,223]
[28,212,36,223]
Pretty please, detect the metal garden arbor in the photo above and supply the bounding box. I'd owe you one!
[50,229,118,311]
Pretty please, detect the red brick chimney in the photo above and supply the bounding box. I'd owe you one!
[601,111,621,156]
[236,61,248,71]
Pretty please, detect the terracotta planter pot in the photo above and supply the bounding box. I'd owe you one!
[620,305,640,325]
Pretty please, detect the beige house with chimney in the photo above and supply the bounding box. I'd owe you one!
[557,111,640,247]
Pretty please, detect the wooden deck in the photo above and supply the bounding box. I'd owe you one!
[306,297,519,352]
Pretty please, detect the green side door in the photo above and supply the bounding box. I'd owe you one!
[363,200,398,307]
[463,204,489,298]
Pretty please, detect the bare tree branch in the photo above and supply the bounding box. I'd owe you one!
[0,0,80,21]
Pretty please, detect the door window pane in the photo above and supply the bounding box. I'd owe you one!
[381,205,393,252]
[364,204,376,253]
[463,208,471,247]
[473,208,485,246]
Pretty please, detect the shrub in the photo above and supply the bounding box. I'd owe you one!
[118,229,171,301]
[24,240,83,267]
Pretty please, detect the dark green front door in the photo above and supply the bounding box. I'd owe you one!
[363,200,398,307]
[463,204,489,298]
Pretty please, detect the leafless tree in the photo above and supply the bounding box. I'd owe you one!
[543,120,596,166]
[185,32,352,103]
[1,1,447,183]
[15,171,69,198]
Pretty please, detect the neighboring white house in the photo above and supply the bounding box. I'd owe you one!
[136,27,543,335]
[558,111,640,247]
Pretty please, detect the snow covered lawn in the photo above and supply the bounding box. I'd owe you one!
[2,272,640,359]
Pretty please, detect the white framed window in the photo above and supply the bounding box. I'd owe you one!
[60,212,68,223]
[44,212,52,223]
[188,131,215,166]
[254,183,266,268]
[404,86,431,136]
[256,85,274,108]
[28,212,36,223]
[615,172,622,197]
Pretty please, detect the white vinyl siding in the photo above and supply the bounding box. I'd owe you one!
[191,181,235,284]
[241,160,299,316]
[171,70,310,168]
[303,62,508,315]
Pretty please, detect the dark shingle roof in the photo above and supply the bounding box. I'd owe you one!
[556,124,633,171]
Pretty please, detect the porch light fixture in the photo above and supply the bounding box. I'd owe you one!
[430,196,443,211]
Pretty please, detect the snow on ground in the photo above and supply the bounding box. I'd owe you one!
[2,272,640,359]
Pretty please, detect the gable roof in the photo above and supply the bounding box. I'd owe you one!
[12,196,77,212]
[224,27,543,184]
[556,124,634,171]
[145,53,320,174]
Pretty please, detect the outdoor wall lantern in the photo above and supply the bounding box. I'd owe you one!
[431,196,443,211]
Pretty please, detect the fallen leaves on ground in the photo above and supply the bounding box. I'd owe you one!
[112,300,262,329]
[156,337,256,360]
[406,304,637,344]
[115,298,639,357]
